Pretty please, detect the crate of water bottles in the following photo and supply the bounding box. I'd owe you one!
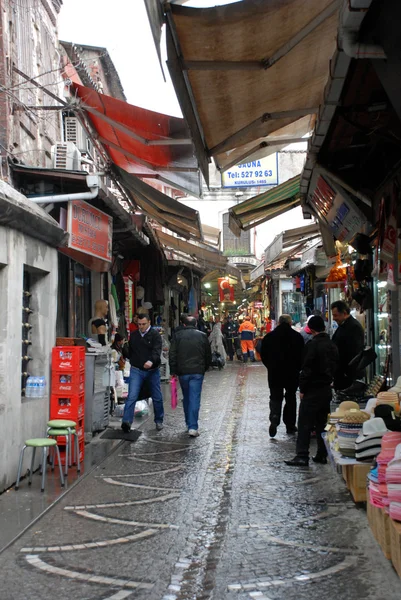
[25,376,47,399]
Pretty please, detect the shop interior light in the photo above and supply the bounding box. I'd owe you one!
[378,313,389,318]
[233,300,236,305]
[204,283,211,289]
[207,292,212,296]
[377,281,388,288]
[339,263,349,268]
[242,298,247,302]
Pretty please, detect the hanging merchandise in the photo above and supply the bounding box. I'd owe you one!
[325,253,347,285]
[188,286,198,315]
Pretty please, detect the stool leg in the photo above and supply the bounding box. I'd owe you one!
[41,447,47,492]
[15,446,27,490]
[29,447,37,485]
[64,436,69,478]
[55,445,65,487]
[68,431,72,467]
[76,434,81,472]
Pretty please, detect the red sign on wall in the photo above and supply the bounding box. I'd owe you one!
[67,200,113,262]
[218,278,235,302]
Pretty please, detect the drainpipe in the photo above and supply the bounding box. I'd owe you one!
[339,0,386,59]
[29,175,100,204]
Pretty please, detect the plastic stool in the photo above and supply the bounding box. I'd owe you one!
[46,420,80,474]
[15,439,64,492]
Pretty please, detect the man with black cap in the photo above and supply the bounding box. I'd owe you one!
[285,315,339,467]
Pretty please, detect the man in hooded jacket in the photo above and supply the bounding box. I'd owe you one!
[260,314,304,437]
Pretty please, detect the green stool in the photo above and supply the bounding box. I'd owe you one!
[15,439,64,492]
[46,420,80,476]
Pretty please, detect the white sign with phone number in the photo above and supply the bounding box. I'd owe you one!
[222,153,278,188]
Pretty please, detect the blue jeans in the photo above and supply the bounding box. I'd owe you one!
[179,374,204,431]
[123,367,164,425]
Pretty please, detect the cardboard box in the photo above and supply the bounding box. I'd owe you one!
[390,518,401,578]
[348,463,370,502]
[367,500,378,539]
[376,508,392,559]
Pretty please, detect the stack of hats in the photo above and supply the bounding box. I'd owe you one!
[374,404,401,432]
[369,432,401,508]
[376,391,400,414]
[337,409,370,458]
[386,443,401,522]
[355,418,387,461]
[329,401,360,425]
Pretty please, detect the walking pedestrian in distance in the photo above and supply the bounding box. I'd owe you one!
[260,314,304,437]
[121,314,164,433]
[239,316,256,362]
[331,300,364,390]
[285,315,339,466]
[169,315,212,437]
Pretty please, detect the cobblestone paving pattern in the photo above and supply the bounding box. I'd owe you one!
[1,362,401,599]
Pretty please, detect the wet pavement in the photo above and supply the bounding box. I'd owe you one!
[1,362,401,599]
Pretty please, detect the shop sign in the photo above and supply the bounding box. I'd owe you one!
[311,175,370,243]
[221,154,278,188]
[254,301,263,308]
[228,255,259,267]
[67,200,113,262]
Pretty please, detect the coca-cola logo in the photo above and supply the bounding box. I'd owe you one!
[58,408,71,414]
[59,385,72,391]
[59,361,72,368]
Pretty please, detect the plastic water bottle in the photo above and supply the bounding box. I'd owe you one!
[38,376,46,398]
[32,377,39,398]
[25,376,33,398]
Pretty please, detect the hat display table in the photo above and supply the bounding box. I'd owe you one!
[323,433,370,503]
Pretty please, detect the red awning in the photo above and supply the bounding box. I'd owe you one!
[73,83,201,196]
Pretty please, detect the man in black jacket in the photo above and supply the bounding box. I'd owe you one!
[121,314,164,432]
[331,300,364,390]
[260,315,304,437]
[169,315,212,437]
[285,316,339,467]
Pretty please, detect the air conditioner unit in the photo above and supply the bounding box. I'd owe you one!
[64,117,92,155]
[51,142,81,171]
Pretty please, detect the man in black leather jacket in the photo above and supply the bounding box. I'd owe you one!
[169,315,212,437]
[285,316,339,467]
[260,314,304,437]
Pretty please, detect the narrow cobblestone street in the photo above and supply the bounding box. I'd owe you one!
[2,362,401,600]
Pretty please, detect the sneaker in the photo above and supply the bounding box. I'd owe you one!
[269,423,277,438]
[155,422,164,431]
[121,421,131,433]
[188,429,199,437]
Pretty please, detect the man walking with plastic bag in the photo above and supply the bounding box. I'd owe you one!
[169,315,212,437]
[121,314,164,433]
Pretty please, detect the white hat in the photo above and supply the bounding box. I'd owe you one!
[362,417,388,436]
[389,376,401,392]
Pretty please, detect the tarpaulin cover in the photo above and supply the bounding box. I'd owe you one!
[165,0,338,170]
[73,83,201,196]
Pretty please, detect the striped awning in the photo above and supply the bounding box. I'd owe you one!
[228,174,301,235]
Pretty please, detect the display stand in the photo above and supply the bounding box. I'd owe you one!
[50,346,85,465]
[323,434,370,502]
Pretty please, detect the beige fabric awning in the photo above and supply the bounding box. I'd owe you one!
[156,230,227,269]
[165,0,338,171]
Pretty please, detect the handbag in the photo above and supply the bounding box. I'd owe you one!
[170,376,178,409]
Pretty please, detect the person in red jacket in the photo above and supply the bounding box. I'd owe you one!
[239,316,256,362]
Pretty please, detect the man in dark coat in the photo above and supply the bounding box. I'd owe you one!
[285,316,339,466]
[260,314,304,437]
[331,301,364,390]
[121,314,164,433]
[169,315,212,436]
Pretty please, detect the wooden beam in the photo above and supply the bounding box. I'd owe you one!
[209,108,318,156]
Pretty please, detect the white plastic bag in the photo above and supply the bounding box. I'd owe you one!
[134,399,149,417]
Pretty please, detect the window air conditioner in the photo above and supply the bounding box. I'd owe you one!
[51,142,81,171]
[65,117,92,155]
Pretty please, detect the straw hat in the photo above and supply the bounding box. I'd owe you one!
[339,409,370,424]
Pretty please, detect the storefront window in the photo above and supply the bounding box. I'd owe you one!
[374,281,391,381]
[282,292,306,325]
